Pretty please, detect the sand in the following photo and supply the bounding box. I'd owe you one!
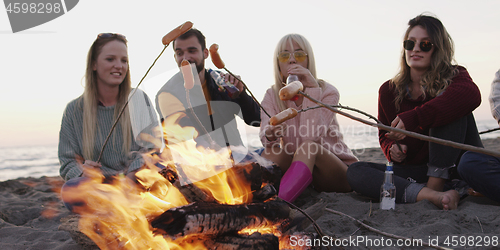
[1,139,500,250]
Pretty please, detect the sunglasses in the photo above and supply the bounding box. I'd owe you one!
[403,40,433,52]
[277,51,308,63]
[97,33,126,39]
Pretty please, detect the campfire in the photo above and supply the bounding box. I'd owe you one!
[59,113,322,250]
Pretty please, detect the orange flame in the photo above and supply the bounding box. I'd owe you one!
[64,112,271,249]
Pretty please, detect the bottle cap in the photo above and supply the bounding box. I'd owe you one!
[386,162,393,171]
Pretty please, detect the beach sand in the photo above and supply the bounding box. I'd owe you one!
[1,139,500,249]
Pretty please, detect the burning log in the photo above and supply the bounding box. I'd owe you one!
[159,161,281,203]
[252,183,277,202]
[159,163,216,203]
[151,200,290,240]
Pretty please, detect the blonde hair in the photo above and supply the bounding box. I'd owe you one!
[272,34,325,112]
[391,14,458,110]
[81,35,132,160]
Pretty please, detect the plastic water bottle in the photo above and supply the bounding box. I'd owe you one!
[208,69,239,98]
[286,75,300,101]
[286,74,299,84]
[380,162,396,210]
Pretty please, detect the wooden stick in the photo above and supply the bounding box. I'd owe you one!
[479,127,500,134]
[280,199,327,238]
[299,103,404,153]
[325,208,453,250]
[298,90,500,158]
[223,68,271,118]
[476,215,484,233]
[97,45,168,162]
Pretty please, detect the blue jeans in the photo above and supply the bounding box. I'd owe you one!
[427,113,483,179]
[60,177,88,212]
[61,175,131,212]
[346,161,427,203]
[457,151,500,203]
[347,113,482,203]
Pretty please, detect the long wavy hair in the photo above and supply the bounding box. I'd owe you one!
[80,34,132,160]
[272,34,325,112]
[391,14,458,110]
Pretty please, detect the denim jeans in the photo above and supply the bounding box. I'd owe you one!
[457,151,500,203]
[346,161,427,203]
[60,176,88,212]
[427,113,483,179]
[347,113,482,203]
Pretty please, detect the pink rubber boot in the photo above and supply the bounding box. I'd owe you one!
[278,161,313,202]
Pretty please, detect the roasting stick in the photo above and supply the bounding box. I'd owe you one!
[272,88,404,153]
[298,103,405,153]
[209,44,271,118]
[276,81,500,158]
[180,60,218,150]
[479,127,500,134]
[96,21,194,162]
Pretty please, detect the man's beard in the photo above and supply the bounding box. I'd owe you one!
[196,60,205,74]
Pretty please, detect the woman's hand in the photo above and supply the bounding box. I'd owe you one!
[81,160,102,178]
[264,124,287,141]
[389,144,407,163]
[385,116,406,141]
[287,65,318,88]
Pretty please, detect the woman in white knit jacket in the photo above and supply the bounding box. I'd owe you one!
[457,69,500,203]
[260,34,358,202]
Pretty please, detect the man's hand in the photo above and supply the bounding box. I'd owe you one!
[221,73,245,93]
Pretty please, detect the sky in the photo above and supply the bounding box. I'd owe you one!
[0,0,499,148]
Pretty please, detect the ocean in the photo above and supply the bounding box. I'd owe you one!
[1,119,499,182]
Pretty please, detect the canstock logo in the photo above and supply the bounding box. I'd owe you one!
[3,0,78,33]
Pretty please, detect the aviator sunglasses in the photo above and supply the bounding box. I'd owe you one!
[278,51,308,63]
[403,40,433,52]
[97,33,126,39]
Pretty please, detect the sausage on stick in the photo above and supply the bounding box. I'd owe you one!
[208,43,271,118]
[279,81,304,101]
[209,44,225,69]
[269,108,298,126]
[180,60,194,90]
[162,21,193,46]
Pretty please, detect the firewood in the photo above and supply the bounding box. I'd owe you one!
[226,162,264,191]
[159,163,215,203]
[159,162,281,203]
[252,183,277,202]
[151,200,290,239]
